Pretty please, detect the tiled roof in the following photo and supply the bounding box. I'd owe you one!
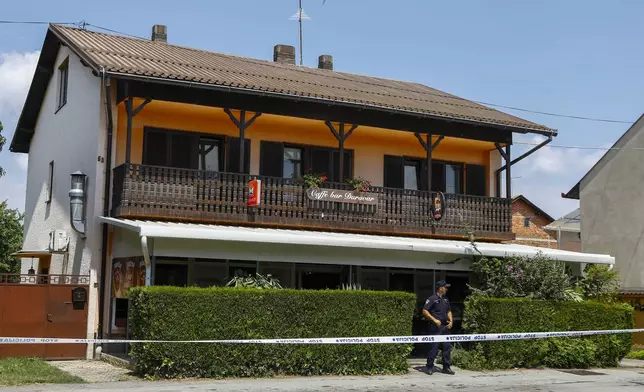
[52,24,554,134]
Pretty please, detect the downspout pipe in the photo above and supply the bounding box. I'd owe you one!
[495,136,553,197]
[98,71,114,343]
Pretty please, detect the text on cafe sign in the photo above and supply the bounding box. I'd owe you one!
[306,188,378,205]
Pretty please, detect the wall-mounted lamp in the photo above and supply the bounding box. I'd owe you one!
[69,171,87,236]
[28,258,35,275]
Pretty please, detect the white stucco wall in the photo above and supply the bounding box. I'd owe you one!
[19,46,104,357]
[580,118,644,290]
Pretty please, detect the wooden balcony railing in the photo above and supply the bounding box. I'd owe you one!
[112,163,513,241]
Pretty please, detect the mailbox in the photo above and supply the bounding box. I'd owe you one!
[71,287,87,310]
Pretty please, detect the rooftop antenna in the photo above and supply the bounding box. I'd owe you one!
[289,0,311,65]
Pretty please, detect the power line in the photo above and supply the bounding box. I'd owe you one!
[83,23,146,40]
[0,20,76,25]
[474,101,633,124]
[514,141,644,151]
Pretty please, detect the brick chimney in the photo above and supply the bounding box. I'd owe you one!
[273,45,296,65]
[318,55,333,70]
[151,25,167,43]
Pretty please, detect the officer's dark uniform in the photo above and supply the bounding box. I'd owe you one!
[423,286,452,371]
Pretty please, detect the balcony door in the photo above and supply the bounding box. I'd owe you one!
[143,128,248,173]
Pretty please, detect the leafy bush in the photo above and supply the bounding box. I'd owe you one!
[455,297,634,370]
[128,286,416,379]
[579,264,620,301]
[470,253,571,300]
[626,349,644,360]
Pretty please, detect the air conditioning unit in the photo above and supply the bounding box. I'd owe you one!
[49,230,69,253]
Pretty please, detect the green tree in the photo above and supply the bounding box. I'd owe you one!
[0,201,24,273]
[0,121,5,177]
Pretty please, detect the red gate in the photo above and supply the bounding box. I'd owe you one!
[0,274,89,359]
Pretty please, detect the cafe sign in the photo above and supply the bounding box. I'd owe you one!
[306,188,378,205]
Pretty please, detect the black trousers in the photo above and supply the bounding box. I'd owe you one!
[426,324,451,369]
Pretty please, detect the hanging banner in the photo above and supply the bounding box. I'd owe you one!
[306,188,378,205]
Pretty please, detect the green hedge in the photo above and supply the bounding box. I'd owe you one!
[454,297,634,370]
[128,287,416,378]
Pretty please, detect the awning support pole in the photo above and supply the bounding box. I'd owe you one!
[140,236,151,286]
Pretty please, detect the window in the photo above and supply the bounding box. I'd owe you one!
[56,57,69,111]
[403,161,419,190]
[143,128,230,171]
[524,217,531,227]
[199,139,220,172]
[46,161,54,203]
[446,164,462,194]
[259,141,353,182]
[283,147,303,179]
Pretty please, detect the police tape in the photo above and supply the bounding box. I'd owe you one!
[1,328,643,345]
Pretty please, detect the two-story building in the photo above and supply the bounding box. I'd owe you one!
[10,24,615,358]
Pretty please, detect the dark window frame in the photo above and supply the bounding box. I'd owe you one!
[524,217,531,227]
[55,57,69,113]
[259,141,354,183]
[142,127,226,171]
[46,160,54,203]
[283,145,305,179]
[384,154,467,194]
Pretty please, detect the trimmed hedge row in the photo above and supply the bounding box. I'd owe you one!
[128,287,416,378]
[454,297,634,370]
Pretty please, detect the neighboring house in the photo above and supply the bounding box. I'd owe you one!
[543,208,582,252]
[564,114,644,345]
[508,195,556,248]
[563,114,644,291]
[10,24,615,359]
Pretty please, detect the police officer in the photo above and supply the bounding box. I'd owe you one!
[422,280,455,375]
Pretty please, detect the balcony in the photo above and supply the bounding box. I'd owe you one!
[111,163,513,241]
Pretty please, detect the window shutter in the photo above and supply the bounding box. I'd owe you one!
[143,130,168,166]
[259,141,284,177]
[226,137,251,173]
[420,160,429,191]
[170,133,198,169]
[332,150,353,182]
[384,155,404,189]
[466,164,487,196]
[311,147,332,178]
[431,162,446,192]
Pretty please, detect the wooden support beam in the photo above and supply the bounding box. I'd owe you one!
[132,98,152,116]
[325,122,358,182]
[224,109,263,173]
[505,144,511,198]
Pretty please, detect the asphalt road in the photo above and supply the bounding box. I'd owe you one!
[2,365,643,391]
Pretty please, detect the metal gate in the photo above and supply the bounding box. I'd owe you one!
[0,274,89,359]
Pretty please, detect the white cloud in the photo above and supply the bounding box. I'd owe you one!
[0,51,39,211]
[14,154,28,171]
[0,51,39,121]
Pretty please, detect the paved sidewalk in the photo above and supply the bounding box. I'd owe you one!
[2,364,643,392]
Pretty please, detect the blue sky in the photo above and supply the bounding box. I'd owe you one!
[1,0,642,219]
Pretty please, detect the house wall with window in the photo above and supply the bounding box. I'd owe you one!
[114,100,500,196]
[507,196,556,248]
[18,46,105,356]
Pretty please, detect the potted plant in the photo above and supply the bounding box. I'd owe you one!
[302,172,327,189]
[345,176,372,192]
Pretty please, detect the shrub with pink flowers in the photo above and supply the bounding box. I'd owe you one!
[469,253,571,300]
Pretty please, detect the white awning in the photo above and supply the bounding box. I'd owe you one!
[98,217,614,265]
[11,250,51,258]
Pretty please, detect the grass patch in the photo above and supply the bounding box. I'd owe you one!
[626,349,644,360]
[0,358,85,386]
